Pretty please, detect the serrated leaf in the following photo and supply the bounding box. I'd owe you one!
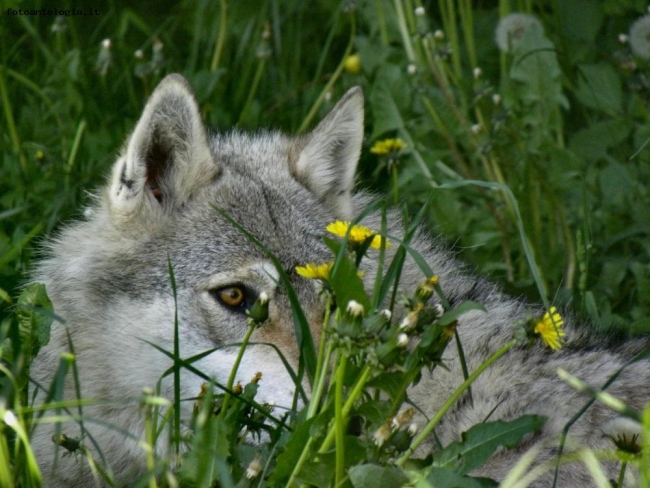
[431,415,546,475]
[349,464,409,488]
[16,283,54,358]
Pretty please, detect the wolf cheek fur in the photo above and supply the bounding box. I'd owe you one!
[31,74,648,487]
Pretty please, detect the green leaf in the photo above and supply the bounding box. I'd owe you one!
[16,283,54,358]
[431,415,546,475]
[324,237,371,313]
[266,417,316,485]
[438,301,487,326]
[349,464,409,488]
[177,415,232,488]
[426,467,498,488]
[575,63,623,116]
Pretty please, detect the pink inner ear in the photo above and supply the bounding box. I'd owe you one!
[150,187,163,203]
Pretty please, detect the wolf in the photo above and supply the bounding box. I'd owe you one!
[30,73,649,487]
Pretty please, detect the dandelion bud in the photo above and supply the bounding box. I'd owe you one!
[344,54,362,74]
[51,15,66,33]
[251,372,263,383]
[380,309,392,321]
[391,408,415,430]
[2,410,17,428]
[347,300,365,317]
[433,303,445,317]
[407,64,417,75]
[434,30,445,40]
[602,417,642,454]
[96,39,113,76]
[245,456,263,479]
[416,280,435,301]
[373,423,392,446]
[414,7,425,17]
[233,382,243,394]
[427,275,439,286]
[262,22,271,40]
[399,310,418,330]
[247,292,270,324]
[473,67,482,79]
[265,400,276,412]
[407,423,418,436]
[397,333,409,348]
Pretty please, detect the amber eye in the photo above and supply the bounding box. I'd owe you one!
[215,286,246,308]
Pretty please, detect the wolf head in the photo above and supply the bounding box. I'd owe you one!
[36,75,367,419]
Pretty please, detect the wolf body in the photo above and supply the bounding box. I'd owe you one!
[31,74,649,487]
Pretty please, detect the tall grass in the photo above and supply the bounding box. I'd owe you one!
[1,0,650,486]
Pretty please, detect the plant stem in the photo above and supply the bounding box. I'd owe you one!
[396,339,517,466]
[210,0,228,71]
[298,16,356,133]
[334,358,346,486]
[220,320,256,416]
[318,365,372,453]
[237,58,267,126]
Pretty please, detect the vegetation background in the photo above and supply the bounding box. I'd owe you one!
[1,0,650,485]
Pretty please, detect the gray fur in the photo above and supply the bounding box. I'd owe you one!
[31,74,648,487]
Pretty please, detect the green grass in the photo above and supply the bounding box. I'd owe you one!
[2,0,650,486]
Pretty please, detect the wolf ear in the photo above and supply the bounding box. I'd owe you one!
[291,87,364,220]
[108,73,218,224]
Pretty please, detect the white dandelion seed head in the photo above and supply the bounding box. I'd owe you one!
[380,309,392,320]
[492,93,502,106]
[134,49,144,59]
[473,67,482,79]
[259,291,269,305]
[434,29,445,40]
[414,6,425,17]
[471,123,482,134]
[407,423,418,436]
[495,13,542,53]
[324,90,332,101]
[407,64,417,75]
[618,33,629,44]
[101,38,111,49]
[346,300,364,317]
[629,16,650,60]
[397,333,409,348]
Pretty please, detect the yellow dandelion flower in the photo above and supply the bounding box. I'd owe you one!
[344,54,362,74]
[534,306,565,351]
[326,220,391,249]
[295,262,333,280]
[370,138,406,156]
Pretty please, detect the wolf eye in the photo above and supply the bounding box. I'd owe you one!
[214,286,246,308]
